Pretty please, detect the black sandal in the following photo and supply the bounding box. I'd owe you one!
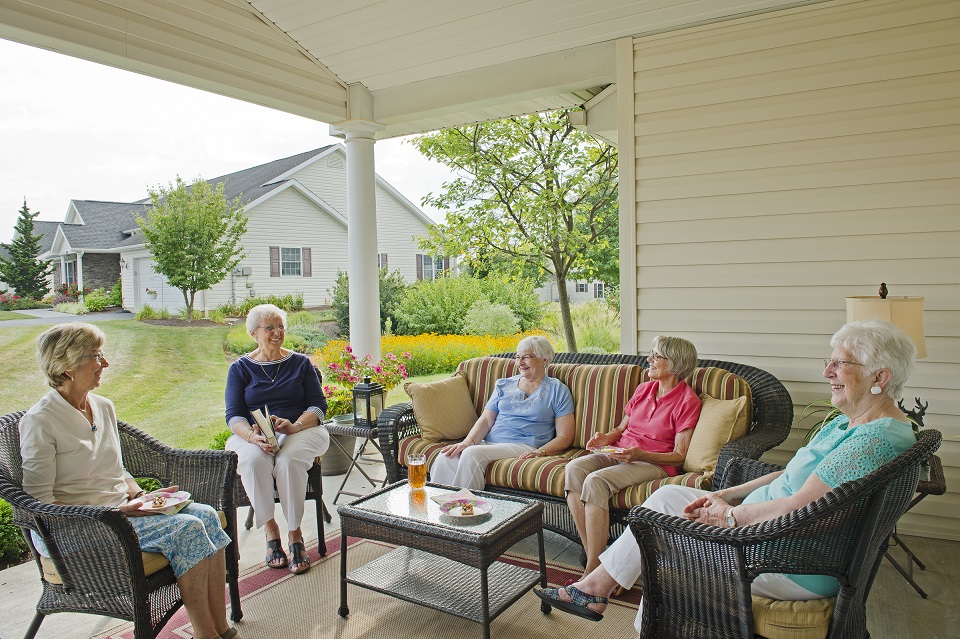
[288,541,311,575]
[265,538,288,569]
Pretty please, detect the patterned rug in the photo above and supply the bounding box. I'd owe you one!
[95,531,640,639]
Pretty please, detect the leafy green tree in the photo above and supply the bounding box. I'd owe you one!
[0,201,54,299]
[410,110,618,351]
[137,177,248,318]
[330,267,409,337]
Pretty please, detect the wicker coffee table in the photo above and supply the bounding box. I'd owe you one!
[337,481,547,639]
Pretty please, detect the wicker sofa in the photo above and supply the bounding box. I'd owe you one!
[378,352,793,543]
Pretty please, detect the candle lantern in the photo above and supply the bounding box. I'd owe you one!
[352,375,385,428]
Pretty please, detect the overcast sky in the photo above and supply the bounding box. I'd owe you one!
[0,38,454,243]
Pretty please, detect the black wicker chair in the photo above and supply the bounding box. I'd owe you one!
[0,411,243,638]
[627,428,942,639]
[378,352,793,544]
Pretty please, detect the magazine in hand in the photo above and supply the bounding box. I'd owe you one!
[250,405,280,448]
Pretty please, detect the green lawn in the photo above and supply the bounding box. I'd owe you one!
[0,320,453,450]
[0,311,34,320]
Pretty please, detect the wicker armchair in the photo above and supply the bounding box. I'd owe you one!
[378,352,793,543]
[627,428,942,639]
[0,410,243,639]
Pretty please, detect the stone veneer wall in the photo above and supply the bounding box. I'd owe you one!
[82,253,120,291]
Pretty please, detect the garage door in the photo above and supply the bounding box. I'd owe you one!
[135,257,185,313]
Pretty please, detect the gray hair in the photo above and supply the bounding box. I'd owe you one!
[516,335,556,364]
[36,323,105,388]
[653,335,698,379]
[246,304,287,335]
[831,320,915,399]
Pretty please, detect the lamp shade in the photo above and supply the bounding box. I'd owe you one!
[846,296,926,358]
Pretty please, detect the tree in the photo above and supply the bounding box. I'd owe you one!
[410,110,618,351]
[0,201,54,299]
[137,177,248,318]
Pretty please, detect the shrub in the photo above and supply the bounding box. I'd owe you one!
[210,429,231,450]
[54,301,88,315]
[318,342,410,391]
[330,268,408,338]
[109,279,123,306]
[394,275,542,335]
[541,301,620,353]
[83,288,111,312]
[208,308,228,324]
[54,283,90,302]
[134,306,172,320]
[0,498,28,562]
[215,292,304,318]
[462,301,519,336]
[0,292,48,311]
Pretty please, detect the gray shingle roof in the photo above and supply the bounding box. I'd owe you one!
[32,145,337,253]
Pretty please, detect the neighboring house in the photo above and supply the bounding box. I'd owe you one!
[536,276,606,303]
[23,145,439,312]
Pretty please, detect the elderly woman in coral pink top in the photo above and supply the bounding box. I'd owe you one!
[565,336,701,575]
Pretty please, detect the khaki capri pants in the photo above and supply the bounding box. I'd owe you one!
[565,454,668,510]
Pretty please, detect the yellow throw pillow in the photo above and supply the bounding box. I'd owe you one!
[683,394,750,475]
[405,373,479,443]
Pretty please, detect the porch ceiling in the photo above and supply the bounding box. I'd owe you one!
[0,0,822,138]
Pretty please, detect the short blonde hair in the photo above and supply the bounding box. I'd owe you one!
[652,335,698,379]
[516,335,556,364]
[36,323,105,388]
[246,304,288,335]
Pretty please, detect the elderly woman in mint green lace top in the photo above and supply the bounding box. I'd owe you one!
[535,320,919,635]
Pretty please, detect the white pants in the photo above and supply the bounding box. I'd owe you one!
[226,427,329,530]
[599,485,826,635]
[429,441,536,490]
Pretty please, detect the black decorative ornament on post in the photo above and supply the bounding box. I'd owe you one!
[352,375,385,428]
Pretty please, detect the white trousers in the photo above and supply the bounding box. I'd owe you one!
[429,441,536,490]
[599,485,826,635]
[226,427,329,530]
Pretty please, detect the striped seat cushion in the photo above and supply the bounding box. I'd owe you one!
[611,472,710,509]
[545,362,643,448]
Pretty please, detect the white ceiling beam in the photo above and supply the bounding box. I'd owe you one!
[372,41,616,128]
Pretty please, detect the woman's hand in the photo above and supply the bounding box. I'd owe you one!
[272,416,300,435]
[681,493,731,527]
[610,447,642,463]
[248,429,277,455]
[586,431,618,449]
[517,449,543,460]
[440,439,473,458]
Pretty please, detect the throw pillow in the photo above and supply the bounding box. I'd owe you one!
[404,373,479,443]
[683,394,750,475]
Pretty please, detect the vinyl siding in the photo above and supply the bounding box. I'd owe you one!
[626,0,960,539]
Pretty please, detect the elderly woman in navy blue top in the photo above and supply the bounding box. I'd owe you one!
[224,304,329,575]
[430,335,575,490]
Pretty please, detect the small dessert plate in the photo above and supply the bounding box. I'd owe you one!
[588,446,625,454]
[139,490,191,514]
[440,498,492,518]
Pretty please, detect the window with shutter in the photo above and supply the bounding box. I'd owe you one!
[280,247,302,276]
[269,246,280,277]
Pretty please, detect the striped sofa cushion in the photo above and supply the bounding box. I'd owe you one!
[611,472,711,509]
[643,366,753,417]
[456,356,518,415]
[486,448,590,497]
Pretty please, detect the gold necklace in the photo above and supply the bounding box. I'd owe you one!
[261,358,283,383]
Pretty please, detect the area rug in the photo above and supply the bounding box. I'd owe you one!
[95,532,640,639]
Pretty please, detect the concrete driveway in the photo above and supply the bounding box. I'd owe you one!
[0,307,134,327]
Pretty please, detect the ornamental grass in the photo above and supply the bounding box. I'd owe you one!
[316,330,548,377]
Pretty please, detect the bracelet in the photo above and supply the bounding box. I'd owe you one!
[538,448,547,457]
[294,420,304,432]
[247,429,256,442]
[131,489,145,500]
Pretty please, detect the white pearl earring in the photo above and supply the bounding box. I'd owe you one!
[870,385,882,395]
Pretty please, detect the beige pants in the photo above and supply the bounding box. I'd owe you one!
[564,453,668,510]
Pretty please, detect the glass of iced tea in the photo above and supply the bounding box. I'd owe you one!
[407,452,427,489]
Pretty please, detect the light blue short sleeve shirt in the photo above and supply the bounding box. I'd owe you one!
[483,375,575,448]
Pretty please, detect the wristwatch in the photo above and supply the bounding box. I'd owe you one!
[725,507,738,528]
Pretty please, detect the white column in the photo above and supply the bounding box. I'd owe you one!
[76,252,85,302]
[331,119,385,362]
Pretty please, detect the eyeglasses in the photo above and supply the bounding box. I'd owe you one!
[649,351,669,362]
[823,358,864,371]
[514,354,537,363]
[84,352,107,365]
[260,324,285,332]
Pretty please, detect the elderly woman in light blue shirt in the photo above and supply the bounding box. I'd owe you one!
[430,335,575,490]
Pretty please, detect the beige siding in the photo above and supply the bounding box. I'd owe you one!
[627,0,960,539]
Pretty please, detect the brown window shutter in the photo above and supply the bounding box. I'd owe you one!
[269,246,280,277]
[443,257,450,274]
[380,253,388,268]
[416,254,423,281]
[302,247,312,277]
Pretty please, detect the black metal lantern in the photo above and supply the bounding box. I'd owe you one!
[352,375,385,428]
